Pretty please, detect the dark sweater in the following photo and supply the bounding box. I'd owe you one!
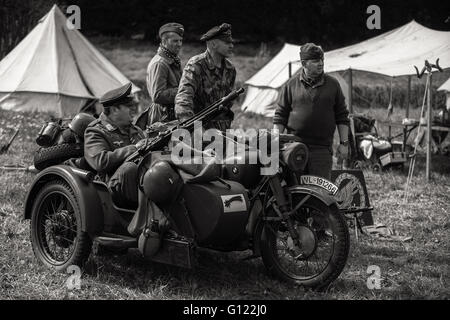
[273,70,350,147]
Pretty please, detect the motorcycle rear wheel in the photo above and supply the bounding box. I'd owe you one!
[30,179,92,271]
[260,193,349,290]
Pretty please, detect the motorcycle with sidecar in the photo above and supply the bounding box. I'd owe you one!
[24,88,349,290]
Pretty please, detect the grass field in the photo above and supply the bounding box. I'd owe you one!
[0,39,449,300]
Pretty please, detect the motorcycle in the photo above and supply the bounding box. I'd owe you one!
[24,88,349,290]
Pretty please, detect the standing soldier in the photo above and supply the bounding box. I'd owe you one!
[175,23,236,131]
[135,23,184,130]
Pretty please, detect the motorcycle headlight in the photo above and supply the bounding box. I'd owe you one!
[281,142,309,172]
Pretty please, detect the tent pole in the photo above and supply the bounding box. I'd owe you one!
[402,75,412,152]
[406,75,411,118]
[348,68,353,114]
[426,72,432,181]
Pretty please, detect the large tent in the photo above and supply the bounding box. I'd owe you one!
[242,20,450,117]
[0,5,140,117]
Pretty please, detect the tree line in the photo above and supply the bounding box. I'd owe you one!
[1,0,449,59]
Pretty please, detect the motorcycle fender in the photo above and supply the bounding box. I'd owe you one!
[23,165,103,236]
[287,185,337,208]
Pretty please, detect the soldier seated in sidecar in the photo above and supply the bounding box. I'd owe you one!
[83,82,147,209]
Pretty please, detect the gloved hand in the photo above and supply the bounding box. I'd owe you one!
[218,103,234,119]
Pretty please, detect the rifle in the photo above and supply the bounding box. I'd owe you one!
[0,127,20,154]
[126,87,245,163]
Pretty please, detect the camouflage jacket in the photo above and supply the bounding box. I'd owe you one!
[84,113,145,180]
[175,50,236,121]
[135,48,182,130]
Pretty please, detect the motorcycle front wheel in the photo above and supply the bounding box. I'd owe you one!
[260,192,349,290]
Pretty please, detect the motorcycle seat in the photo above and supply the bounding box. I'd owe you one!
[173,157,222,184]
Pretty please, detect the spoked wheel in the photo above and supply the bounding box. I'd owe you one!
[260,192,350,290]
[30,180,91,271]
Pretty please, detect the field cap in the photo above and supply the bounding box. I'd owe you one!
[200,23,233,43]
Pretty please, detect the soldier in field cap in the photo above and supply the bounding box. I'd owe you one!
[135,22,185,130]
[175,23,236,131]
[273,42,350,180]
[85,82,147,206]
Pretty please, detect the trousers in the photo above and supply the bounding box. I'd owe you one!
[108,162,139,207]
[304,145,333,180]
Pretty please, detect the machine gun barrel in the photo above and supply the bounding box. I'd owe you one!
[126,87,245,163]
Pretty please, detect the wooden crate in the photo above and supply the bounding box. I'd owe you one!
[380,152,406,167]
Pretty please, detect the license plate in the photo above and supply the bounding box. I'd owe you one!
[299,175,339,195]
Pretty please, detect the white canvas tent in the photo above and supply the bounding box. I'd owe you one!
[242,20,450,117]
[0,5,140,117]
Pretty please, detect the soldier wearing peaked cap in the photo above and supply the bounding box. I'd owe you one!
[135,22,185,130]
[84,83,147,206]
[175,23,236,131]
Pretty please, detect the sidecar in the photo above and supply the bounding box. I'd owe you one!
[23,151,254,271]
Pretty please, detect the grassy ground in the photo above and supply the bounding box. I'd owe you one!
[0,40,449,300]
[1,108,449,300]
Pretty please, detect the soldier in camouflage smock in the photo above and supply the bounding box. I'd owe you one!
[84,83,146,206]
[175,23,236,130]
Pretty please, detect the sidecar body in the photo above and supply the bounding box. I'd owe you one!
[23,154,252,270]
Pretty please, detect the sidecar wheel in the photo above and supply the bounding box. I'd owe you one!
[260,195,349,290]
[30,179,92,271]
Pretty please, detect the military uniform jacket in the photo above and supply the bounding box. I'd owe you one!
[175,50,236,120]
[84,113,145,180]
[135,50,182,129]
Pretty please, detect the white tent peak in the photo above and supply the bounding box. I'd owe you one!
[0,5,140,116]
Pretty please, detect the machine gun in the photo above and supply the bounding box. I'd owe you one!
[126,87,245,163]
